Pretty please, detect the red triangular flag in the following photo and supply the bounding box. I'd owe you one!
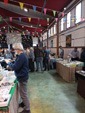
[62,12,64,17]
[4,0,8,6]
[44,8,47,15]
[9,17,12,22]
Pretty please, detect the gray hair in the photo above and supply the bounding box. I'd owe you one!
[13,43,24,51]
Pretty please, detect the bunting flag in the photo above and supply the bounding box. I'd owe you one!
[17,31,19,33]
[72,18,75,22]
[33,6,36,12]
[38,18,39,21]
[11,30,13,33]
[53,10,56,17]
[62,12,64,17]
[28,18,31,22]
[5,30,7,33]
[25,36,27,39]
[23,31,24,34]
[55,18,58,22]
[9,17,12,22]
[44,8,47,15]
[28,35,29,38]
[0,17,2,21]
[81,18,83,22]
[19,17,21,22]
[19,2,24,9]
[47,18,49,23]
[63,17,66,22]
[4,0,8,6]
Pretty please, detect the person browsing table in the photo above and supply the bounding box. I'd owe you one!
[5,43,31,113]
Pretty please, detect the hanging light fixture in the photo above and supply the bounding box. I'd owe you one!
[24,8,28,12]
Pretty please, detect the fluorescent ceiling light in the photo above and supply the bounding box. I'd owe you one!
[24,8,28,12]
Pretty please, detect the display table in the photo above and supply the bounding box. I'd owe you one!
[56,61,83,82]
[0,80,20,113]
[76,71,85,99]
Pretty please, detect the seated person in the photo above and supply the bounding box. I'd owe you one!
[4,49,13,60]
[80,48,85,71]
[69,47,79,61]
[49,53,56,69]
[59,46,64,59]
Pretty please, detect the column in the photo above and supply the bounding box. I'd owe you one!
[57,19,59,56]
[47,30,48,48]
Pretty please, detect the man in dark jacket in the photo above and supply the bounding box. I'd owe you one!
[59,46,64,59]
[34,45,44,72]
[5,43,31,113]
[80,48,85,71]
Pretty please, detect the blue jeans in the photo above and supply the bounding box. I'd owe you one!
[36,57,43,71]
[50,60,56,69]
[44,58,50,70]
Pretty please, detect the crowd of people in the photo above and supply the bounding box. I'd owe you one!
[0,45,57,72]
[23,45,56,72]
[0,46,85,71]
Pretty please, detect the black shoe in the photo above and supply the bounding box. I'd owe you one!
[19,102,25,108]
[19,110,31,113]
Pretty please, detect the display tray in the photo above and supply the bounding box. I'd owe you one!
[76,71,85,77]
[0,86,12,95]
[0,79,17,109]
[0,94,11,107]
[0,76,16,86]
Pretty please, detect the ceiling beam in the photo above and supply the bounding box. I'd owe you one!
[0,2,53,20]
[0,19,45,29]
[7,19,45,29]
[8,25,41,34]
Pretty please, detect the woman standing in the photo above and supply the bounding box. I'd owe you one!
[5,43,31,113]
[29,47,35,72]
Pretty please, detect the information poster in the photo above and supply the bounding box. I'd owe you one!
[7,33,22,44]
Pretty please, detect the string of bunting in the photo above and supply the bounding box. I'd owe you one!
[3,1,85,24]
[3,0,65,19]
[5,16,85,24]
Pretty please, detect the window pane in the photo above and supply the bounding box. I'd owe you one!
[51,27,53,36]
[67,12,71,28]
[54,24,57,34]
[61,18,64,31]
[51,40,53,47]
[43,32,47,40]
[76,3,81,23]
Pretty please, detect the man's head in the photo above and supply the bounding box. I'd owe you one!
[44,46,47,50]
[81,47,85,52]
[59,46,62,49]
[74,47,77,52]
[13,43,24,55]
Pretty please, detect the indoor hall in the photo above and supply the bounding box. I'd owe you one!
[0,0,85,113]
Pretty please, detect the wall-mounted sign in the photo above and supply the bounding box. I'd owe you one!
[66,34,71,47]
